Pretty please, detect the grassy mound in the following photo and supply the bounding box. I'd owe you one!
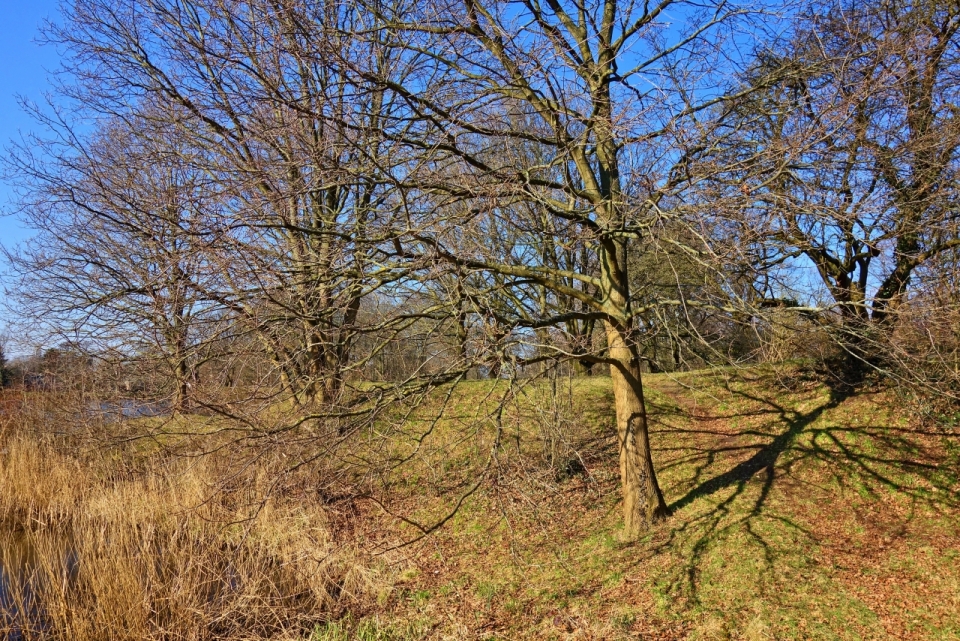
[322,368,960,640]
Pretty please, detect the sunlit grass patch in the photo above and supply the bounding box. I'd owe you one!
[339,367,960,639]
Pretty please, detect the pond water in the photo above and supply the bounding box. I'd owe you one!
[0,400,171,637]
[0,527,76,639]
[90,399,172,422]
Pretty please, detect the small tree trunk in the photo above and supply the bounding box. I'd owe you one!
[173,357,191,413]
[606,323,669,538]
[834,302,877,388]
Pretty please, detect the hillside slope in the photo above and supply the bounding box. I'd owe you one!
[323,368,960,640]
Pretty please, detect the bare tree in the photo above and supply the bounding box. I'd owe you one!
[37,0,434,414]
[4,114,221,410]
[354,0,768,535]
[721,0,960,381]
[6,0,778,539]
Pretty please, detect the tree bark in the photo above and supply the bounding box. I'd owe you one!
[606,322,669,538]
[174,358,191,413]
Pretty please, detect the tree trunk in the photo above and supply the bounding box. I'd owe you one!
[606,323,669,538]
[173,357,191,413]
[829,298,878,388]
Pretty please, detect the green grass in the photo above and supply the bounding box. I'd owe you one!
[327,366,960,639]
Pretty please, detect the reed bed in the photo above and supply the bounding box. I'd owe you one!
[0,395,374,641]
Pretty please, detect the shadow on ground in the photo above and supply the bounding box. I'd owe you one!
[632,372,960,638]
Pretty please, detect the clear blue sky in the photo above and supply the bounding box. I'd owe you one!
[0,0,62,324]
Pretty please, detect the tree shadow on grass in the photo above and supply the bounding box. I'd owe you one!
[668,386,848,515]
[636,376,960,623]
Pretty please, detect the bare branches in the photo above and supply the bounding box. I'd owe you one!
[6,0,958,546]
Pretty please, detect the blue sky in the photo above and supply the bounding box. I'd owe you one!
[0,0,62,323]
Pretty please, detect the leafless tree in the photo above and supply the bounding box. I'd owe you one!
[34,0,443,414]
[5,0,784,539]
[352,0,771,534]
[4,114,222,410]
[719,0,960,383]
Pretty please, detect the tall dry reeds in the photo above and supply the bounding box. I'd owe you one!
[0,394,375,641]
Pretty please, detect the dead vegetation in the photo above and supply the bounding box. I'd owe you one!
[2,367,959,640]
[0,396,377,641]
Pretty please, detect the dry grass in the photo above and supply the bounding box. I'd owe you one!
[0,395,376,641]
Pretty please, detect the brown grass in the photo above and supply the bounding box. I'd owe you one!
[0,397,375,641]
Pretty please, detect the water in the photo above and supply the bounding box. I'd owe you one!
[90,399,172,422]
[0,527,76,639]
[0,528,42,638]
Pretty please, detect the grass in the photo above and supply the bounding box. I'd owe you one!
[0,396,375,640]
[2,366,959,639]
[343,367,960,639]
